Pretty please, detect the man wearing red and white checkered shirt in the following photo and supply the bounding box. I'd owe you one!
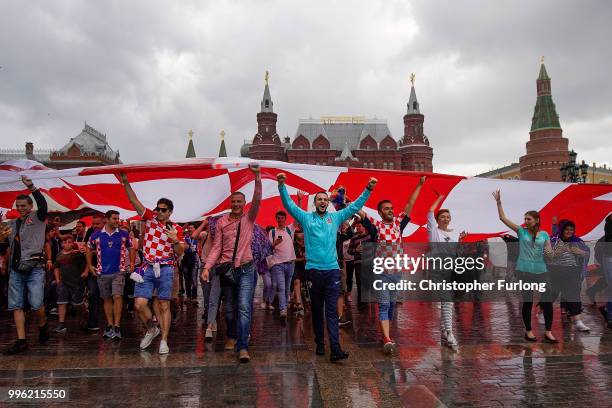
[358,176,426,354]
[119,173,184,355]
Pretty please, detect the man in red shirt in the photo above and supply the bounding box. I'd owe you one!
[119,173,184,355]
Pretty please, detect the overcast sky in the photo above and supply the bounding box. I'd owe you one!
[1,0,610,175]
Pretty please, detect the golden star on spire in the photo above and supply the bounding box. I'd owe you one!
[265,70,269,85]
[188,129,194,140]
[220,129,225,140]
[410,73,416,86]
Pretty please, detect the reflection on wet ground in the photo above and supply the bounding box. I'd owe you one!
[1,287,611,407]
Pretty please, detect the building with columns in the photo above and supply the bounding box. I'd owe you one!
[240,73,434,171]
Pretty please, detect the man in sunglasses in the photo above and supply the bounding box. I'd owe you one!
[119,173,184,355]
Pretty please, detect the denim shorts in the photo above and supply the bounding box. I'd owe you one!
[134,264,174,301]
[8,267,45,311]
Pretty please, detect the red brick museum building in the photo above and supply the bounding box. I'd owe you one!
[240,76,434,171]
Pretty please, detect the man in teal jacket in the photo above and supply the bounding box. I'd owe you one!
[277,173,377,361]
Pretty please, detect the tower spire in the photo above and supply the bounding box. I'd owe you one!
[261,70,273,113]
[185,129,196,158]
[519,60,568,181]
[218,130,227,157]
[532,59,559,130]
[407,73,420,114]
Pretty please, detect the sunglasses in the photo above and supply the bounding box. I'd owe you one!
[155,207,170,213]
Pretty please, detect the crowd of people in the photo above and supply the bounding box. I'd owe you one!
[1,168,612,362]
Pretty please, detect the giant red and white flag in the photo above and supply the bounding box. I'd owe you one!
[1,158,611,241]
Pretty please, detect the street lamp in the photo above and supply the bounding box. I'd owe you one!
[560,150,589,183]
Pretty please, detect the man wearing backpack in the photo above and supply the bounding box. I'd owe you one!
[267,210,296,320]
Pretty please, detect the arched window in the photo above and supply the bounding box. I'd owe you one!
[413,101,418,110]
[265,99,270,108]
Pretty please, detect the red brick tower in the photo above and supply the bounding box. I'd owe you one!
[519,60,569,181]
[248,71,286,161]
[400,74,433,172]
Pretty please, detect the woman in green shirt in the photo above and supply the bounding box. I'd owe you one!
[493,190,556,343]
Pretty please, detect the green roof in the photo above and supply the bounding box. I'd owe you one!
[531,94,561,131]
[538,63,550,80]
[531,63,560,131]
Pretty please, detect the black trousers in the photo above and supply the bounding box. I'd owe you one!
[516,271,553,331]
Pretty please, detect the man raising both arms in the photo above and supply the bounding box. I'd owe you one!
[119,173,184,355]
[277,172,377,362]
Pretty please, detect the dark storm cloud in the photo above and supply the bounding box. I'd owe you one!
[0,0,610,175]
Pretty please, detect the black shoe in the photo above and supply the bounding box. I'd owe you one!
[39,324,49,344]
[524,333,537,342]
[315,344,325,356]
[330,348,349,362]
[4,340,28,355]
[87,324,100,331]
[338,317,351,327]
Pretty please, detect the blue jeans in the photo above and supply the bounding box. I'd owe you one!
[603,256,612,319]
[271,262,295,312]
[262,271,274,304]
[307,268,341,350]
[8,268,45,311]
[205,271,221,326]
[222,263,256,351]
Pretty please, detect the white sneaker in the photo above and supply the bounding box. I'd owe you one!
[574,320,590,332]
[139,326,160,350]
[537,312,545,325]
[159,340,169,354]
[205,328,213,339]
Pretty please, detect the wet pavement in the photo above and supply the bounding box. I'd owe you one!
[1,284,612,407]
